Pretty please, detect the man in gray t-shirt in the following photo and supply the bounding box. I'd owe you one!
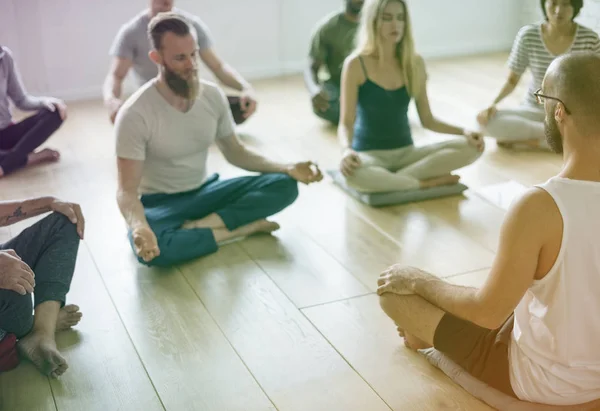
[116,13,323,268]
[104,0,257,125]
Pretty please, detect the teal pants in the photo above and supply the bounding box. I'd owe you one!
[130,173,298,267]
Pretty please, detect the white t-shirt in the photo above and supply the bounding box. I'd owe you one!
[115,79,235,195]
[509,177,600,405]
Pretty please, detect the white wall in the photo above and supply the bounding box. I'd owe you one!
[1,0,523,102]
[523,0,600,29]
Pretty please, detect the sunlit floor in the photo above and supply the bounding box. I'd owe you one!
[0,52,562,411]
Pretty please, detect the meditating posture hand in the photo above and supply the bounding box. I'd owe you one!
[377,265,429,296]
[132,225,161,263]
[49,199,85,239]
[42,97,68,121]
[464,130,485,152]
[286,161,323,185]
[476,105,497,127]
[0,250,35,296]
[311,87,330,113]
[239,88,258,120]
[340,148,361,177]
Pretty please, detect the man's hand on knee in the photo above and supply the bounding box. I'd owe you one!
[0,250,35,295]
[132,226,160,263]
[377,265,428,296]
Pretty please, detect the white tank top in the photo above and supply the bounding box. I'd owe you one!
[509,177,600,405]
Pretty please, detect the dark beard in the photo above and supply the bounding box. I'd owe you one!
[544,115,564,154]
[164,64,199,100]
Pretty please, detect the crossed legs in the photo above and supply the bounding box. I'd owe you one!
[0,213,81,377]
[0,109,64,177]
[378,291,517,398]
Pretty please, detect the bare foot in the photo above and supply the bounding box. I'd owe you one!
[248,219,280,235]
[27,148,61,166]
[56,304,82,332]
[213,219,280,244]
[17,332,68,378]
[420,174,461,189]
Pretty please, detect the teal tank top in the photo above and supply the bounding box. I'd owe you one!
[351,57,414,152]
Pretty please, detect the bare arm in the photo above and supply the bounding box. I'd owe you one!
[338,57,361,150]
[116,157,149,231]
[415,75,466,136]
[304,58,322,97]
[216,134,289,174]
[409,188,557,329]
[0,197,55,227]
[489,71,522,106]
[200,48,252,92]
[103,57,132,105]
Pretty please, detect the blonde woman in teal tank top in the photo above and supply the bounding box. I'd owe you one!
[337,0,484,194]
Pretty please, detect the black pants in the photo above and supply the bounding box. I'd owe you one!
[0,108,63,174]
[0,213,80,338]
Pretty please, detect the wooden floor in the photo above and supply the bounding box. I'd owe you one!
[0,53,564,411]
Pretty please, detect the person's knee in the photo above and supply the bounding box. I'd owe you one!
[40,107,64,128]
[45,212,79,241]
[270,173,299,206]
[379,293,398,317]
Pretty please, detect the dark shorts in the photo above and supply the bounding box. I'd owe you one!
[433,312,518,398]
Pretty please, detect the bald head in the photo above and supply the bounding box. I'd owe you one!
[543,52,600,133]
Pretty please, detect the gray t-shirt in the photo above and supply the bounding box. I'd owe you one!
[109,8,213,86]
[0,46,45,129]
[115,80,235,195]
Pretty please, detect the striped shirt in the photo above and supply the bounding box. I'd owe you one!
[508,23,600,107]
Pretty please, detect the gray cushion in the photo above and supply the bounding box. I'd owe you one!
[419,348,600,411]
[327,170,468,207]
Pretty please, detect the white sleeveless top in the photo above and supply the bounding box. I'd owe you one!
[509,177,600,405]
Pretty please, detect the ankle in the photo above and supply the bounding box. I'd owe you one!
[29,327,55,339]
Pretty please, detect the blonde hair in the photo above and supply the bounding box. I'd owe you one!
[354,0,424,98]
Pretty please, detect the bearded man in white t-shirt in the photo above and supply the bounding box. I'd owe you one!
[115,12,322,267]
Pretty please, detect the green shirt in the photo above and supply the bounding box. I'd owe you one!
[309,12,359,87]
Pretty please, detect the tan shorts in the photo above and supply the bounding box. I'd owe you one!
[433,312,517,398]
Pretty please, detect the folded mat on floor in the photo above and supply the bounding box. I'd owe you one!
[419,348,600,411]
[327,170,468,206]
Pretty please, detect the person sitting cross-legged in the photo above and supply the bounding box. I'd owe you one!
[338,0,483,194]
[378,51,600,406]
[115,13,323,268]
[0,46,67,178]
[0,197,84,377]
[305,0,364,124]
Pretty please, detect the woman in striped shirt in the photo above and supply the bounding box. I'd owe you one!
[477,0,600,149]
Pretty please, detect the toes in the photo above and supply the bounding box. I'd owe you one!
[64,304,80,313]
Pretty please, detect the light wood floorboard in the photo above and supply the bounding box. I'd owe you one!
[1,52,564,410]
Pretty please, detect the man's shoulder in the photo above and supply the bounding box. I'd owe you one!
[173,8,209,30]
[314,11,346,33]
[197,80,227,104]
[118,10,149,35]
[116,82,158,123]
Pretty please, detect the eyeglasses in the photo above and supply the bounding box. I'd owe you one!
[533,88,571,114]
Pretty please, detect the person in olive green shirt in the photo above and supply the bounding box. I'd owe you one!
[305,0,363,124]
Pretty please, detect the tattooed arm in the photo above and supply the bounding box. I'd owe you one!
[0,197,55,227]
